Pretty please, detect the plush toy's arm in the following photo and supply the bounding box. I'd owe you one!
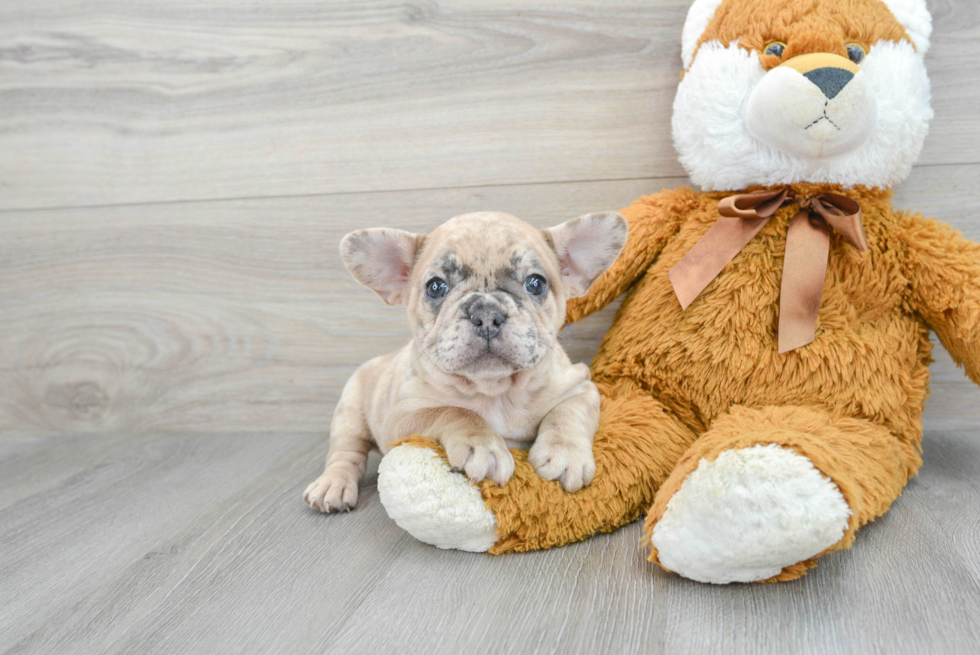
[565,190,689,324]
[900,213,980,385]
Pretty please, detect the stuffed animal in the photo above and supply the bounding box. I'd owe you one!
[376,0,980,583]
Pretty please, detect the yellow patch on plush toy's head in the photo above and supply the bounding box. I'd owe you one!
[673,0,934,192]
[779,53,859,77]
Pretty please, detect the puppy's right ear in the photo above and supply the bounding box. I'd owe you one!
[340,228,425,305]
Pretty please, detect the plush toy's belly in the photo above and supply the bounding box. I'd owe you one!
[591,209,931,442]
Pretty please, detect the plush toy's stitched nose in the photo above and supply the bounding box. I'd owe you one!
[804,67,854,100]
[779,53,860,100]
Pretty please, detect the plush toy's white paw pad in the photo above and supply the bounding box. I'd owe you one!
[651,444,851,584]
[377,445,497,552]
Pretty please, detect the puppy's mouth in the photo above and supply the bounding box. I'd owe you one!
[462,345,522,376]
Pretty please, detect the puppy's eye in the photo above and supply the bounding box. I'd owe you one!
[523,274,547,296]
[846,43,866,65]
[764,42,786,58]
[425,277,448,299]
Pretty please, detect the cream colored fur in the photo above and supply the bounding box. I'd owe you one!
[377,445,498,552]
[304,211,627,512]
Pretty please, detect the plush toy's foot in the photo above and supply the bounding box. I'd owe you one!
[645,405,920,583]
[650,444,850,583]
[377,440,497,552]
[377,380,698,553]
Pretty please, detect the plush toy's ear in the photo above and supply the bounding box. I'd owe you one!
[881,0,932,54]
[340,228,425,305]
[681,0,725,69]
[545,212,628,297]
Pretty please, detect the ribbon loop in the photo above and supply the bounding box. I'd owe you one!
[718,188,790,219]
[810,194,867,251]
[669,187,868,353]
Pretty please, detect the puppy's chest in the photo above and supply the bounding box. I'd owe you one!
[467,397,541,443]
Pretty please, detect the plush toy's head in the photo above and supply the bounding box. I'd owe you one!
[674,0,933,191]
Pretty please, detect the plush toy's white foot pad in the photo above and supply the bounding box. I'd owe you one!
[377,445,497,552]
[651,444,851,584]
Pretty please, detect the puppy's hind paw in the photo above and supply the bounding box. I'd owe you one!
[303,470,359,513]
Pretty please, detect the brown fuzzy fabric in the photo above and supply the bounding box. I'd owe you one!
[692,0,912,71]
[394,182,980,581]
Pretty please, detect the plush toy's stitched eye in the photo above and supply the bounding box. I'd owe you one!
[523,274,547,296]
[846,43,866,64]
[426,277,448,299]
[764,42,786,58]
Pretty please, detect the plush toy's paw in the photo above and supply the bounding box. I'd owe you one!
[303,470,359,513]
[527,436,596,493]
[377,443,498,552]
[650,444,851,584]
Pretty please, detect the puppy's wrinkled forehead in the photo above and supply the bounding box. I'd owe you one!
[417,212,556,285]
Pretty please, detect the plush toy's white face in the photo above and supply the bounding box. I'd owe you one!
[674,0,933,191]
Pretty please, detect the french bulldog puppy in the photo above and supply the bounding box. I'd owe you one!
[303,211,627,512]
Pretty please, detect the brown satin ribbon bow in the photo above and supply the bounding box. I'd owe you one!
[668,188,867,354]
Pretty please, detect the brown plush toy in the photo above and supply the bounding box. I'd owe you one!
[376,0,980,583]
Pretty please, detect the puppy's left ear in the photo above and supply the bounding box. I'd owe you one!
[545,212,628,297]
[340,228,425,305]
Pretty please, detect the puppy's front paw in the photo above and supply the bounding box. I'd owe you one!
[442,432,515,486]
[303,470,359,513]
[528,437,596,493]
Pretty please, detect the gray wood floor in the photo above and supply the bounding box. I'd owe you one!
[2,1,980,653]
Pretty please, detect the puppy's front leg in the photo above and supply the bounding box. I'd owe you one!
[304,372,373,513]
[398,407,515,486]
[528,380,601,492]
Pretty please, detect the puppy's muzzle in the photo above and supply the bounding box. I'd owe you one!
[465,297,507,340]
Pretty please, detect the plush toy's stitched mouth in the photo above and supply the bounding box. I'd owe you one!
[804,101,841,132]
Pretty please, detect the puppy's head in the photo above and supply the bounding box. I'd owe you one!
[674,0,933,190]
[341,211,627,383]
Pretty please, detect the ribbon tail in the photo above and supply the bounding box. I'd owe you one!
[669,215,771,309]
[778,211,831,354]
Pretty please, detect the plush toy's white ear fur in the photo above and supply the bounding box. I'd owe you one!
[880,0,932,54]
[340,228,425,305]
[546,212,628,297]
[681,0,932,69]
[681,0,725,69]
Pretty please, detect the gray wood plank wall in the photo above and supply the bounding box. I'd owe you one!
[1,0,978,434]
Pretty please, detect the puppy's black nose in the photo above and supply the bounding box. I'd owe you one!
[804,67,854,100]
[468,304,506,340]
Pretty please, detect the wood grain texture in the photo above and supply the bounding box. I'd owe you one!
[0,0,978,209]
[0,177,671,434]
[2,164,979,434]
[0,422,978,654]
